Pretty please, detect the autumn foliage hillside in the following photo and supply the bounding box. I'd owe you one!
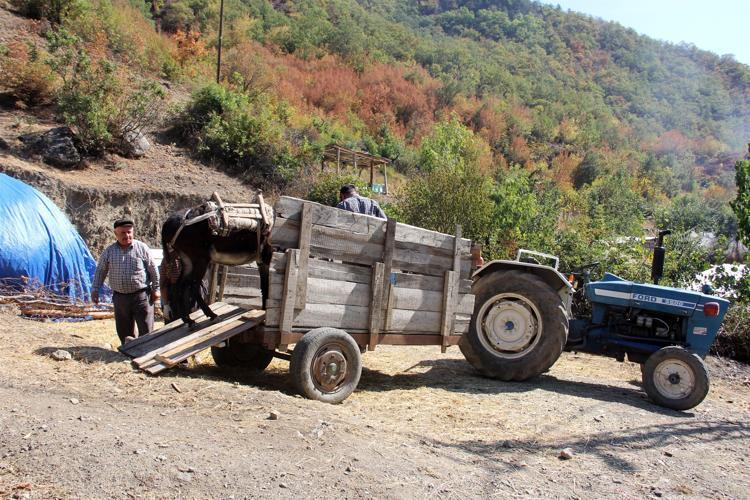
[1,0,748,283]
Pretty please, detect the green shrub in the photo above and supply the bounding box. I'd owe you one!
[0,41,57,105]
[46,28,165,154]
[712,304,750,363]
[10,0,87,24]
[176,84,295,183]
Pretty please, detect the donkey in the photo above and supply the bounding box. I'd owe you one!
[161,197,274,328]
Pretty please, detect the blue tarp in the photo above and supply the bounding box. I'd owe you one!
[0,173,97,301]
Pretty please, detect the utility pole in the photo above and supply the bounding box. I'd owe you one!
[216,0,224,83]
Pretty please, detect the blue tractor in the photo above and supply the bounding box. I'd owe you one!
[459,231,729,410]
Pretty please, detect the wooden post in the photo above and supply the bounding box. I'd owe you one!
[295,203,312,309]
[207,263,219,304]
[369,158,374,188]
[336,147,341,174]
[381,219,396,329]
[217,265,228,302]
[279,249,299,347]
[441,225,462,352]
[257,193,270,228]
[383,162,388,195]
[440,270,456,353]
[368,262,385,350]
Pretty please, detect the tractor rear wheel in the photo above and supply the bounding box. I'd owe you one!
[642,346,709,411]
[460,270,568,381]
[211,337,274,371]
[290,328,362,404]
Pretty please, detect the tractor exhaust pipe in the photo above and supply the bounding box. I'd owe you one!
[651,229,671,285]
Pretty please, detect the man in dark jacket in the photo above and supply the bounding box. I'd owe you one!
[336,184,387,219]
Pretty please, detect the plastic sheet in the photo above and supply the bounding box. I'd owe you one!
[0,173,97,301]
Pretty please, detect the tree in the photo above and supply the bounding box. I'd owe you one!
[398,119,494,242]
[731,147,750,248]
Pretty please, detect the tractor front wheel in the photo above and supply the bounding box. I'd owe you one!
[460,270,568,381]
[642,346,709,411]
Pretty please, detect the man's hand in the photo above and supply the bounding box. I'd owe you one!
[91,291,99,305]
[150,290,160,306]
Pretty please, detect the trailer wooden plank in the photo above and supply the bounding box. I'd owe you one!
[120,303,235,358]
[137,310,266,374]
[274,196,386,236]
[131,307,251,365]
[261,329,463,347]
[273,216,472,278]
[265,303,470,333]
[275,197,472,255]
[389,272,472,294]
[138,311,264,371]
[224,273,261,289]
[265,277,474,314]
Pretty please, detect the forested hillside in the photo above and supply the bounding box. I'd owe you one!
[2,0,749,285]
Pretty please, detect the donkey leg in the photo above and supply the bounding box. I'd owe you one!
[194,281,218,320]
[175,283,195,328]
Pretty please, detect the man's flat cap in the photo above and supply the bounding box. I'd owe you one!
[113,218,134,228]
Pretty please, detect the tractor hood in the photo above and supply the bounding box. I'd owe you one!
[586,272,730,318]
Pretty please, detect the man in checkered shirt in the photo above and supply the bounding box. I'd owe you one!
[91,218,160,345]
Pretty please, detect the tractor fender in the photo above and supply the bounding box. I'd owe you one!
[473,260,574,314]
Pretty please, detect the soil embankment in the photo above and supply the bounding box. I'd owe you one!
[0,114,256,254]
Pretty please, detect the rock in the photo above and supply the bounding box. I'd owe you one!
[663,451,673,457]
[559,448,574,460]
[176,472,193,482]
[19,127,81,168]
[51,350,72,361]
[0,137,9,150]
[69,398,79,405]
[177,466,195,473]
[279,483,288,489]
[119,130,151,158]
[156,455,167,462]
[268,411,280,420]
[134,449,147,455]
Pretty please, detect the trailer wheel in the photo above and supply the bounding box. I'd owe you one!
[642,346,709,411]
[290,328,362,404]
[211,338,274,371]
[460,270,567,381]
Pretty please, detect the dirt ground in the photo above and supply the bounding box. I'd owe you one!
[1,306,749,499]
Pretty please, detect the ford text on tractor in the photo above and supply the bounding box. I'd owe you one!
[460,230,729,410]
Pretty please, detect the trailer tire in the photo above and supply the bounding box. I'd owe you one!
[642,346,709,411]
[211,338,274,371]
[460,270,567,381]
[290,328,361,404]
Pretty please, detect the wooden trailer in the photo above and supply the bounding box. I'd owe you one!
[219,196,476,402]
[123,196,475,403]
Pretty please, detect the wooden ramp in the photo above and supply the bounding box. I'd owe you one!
[120,302,265,374]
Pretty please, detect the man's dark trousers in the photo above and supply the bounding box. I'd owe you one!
[112,290,154,345]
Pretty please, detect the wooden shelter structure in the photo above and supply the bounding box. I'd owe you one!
[322,144,390,194]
